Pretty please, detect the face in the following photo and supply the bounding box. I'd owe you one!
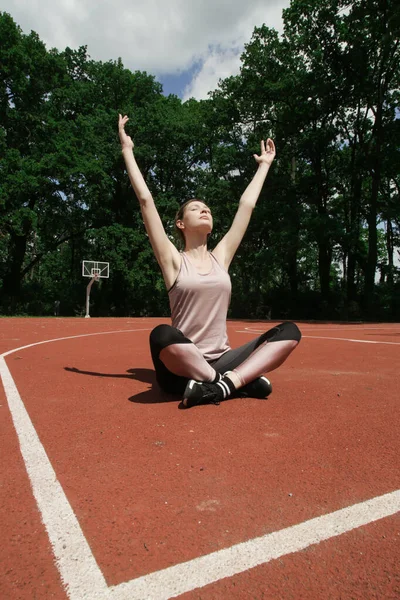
[177,201,213,236]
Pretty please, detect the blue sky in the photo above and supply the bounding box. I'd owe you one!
[157,63,202,98]
[1,0,290,100]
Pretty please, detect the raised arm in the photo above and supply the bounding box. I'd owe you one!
[118,114,180,289]
[212,139,276,270]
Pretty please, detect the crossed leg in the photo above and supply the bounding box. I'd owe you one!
[211,322,301,388]
[149,322,301,397]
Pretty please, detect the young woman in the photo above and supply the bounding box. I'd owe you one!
[118,114,301,408]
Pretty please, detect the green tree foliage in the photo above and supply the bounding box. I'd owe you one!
[0,4,399,319]
[283,0,400,316]
[207,0,400,319]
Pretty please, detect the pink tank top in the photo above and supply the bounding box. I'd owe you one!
[168,252,231,361]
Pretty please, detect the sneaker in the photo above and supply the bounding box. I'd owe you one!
[182,379,224,408]
[234,376,272,399]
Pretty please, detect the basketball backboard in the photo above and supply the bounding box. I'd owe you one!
[82,260,109,278]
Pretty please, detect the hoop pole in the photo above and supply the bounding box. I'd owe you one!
[85,276,97,318]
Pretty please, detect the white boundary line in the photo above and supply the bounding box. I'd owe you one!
[303,335,400,345]
[1,328,152,358]
[109,490,400,600]
[0,354,108,600]
[299,327,400,331]
[1,327,399,600]
[1,329,151,600]
[236,329,400,345]
[230,325,399,332]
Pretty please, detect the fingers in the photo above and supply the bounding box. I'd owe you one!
[255,138,276,164]
[118,114,129,129]
[263,139,276,153]
[259,138,275,153]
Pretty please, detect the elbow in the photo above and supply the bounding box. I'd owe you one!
[239,197,256,211]
[138,193,153,206]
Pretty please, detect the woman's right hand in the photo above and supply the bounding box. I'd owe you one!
[118,114,134,151]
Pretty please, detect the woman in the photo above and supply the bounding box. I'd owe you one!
[118,114,301,408]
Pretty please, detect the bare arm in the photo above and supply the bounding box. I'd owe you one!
[213,139,276,270]
[118,115,180,289]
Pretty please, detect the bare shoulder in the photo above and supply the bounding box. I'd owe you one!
[210,243,229,271]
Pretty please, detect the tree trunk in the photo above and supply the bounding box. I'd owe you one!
[314,149,331,310]
[319,241,332,304]
[2,233,28,299]
[346,175,362,309]
[386,219,394,285]
[364,101,383,318]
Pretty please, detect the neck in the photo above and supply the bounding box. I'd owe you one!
[184,237,209,259]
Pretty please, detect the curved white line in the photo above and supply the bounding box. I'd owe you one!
[236,330,400,345]
[303,335,400,345]
[1,328,152,358]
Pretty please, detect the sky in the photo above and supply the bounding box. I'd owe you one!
[1,0,290,100]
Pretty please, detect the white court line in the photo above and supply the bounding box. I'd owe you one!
[1,328,152,358]
[236,330,400,345]
[232,325,397,332]
[0,354,108,600]
[299,327,399,331]
[303,335,400,345]
[1,328,399,600]
[1,329,151,600]
[109,490,400,600]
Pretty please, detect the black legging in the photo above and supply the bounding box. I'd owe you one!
[150,322,301,395]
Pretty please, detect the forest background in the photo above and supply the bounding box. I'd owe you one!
[1,0,399,320]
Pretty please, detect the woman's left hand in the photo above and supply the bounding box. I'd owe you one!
[253,139,276,166]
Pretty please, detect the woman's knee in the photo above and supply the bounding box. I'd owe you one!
[150,324,171,345]
[260,321,301,345]
[150,324,191,353]
[280,321,302,343]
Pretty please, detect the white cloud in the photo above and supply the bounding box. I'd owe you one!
[2,0,290,97]
[183,47,242,101]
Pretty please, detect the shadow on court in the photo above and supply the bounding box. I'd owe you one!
[64,366,178,404]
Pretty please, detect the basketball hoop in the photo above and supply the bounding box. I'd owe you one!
[82,261,109,279]
[82,260,109,318]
